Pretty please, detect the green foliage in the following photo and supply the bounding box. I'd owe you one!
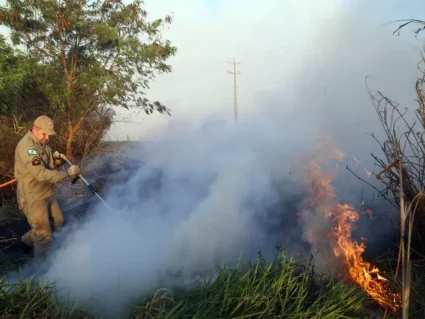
[0,35,50,118]
[0,38,49,192]
[0,0,177,158]
[0,35,25,114]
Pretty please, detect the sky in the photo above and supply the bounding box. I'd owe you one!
[1,0,425,141]
[108,0,425,141]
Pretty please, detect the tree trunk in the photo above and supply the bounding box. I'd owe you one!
[66,125,74,161]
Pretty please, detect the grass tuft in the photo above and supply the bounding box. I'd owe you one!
[130,251,365,319]
[0,276,92,319]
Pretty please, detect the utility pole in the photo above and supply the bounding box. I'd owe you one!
[227,58,241,123]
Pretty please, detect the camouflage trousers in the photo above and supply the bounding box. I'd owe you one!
[21,194,64,258]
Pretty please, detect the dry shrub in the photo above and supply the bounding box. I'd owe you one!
[49,106,115,162]
[0,119,32,182]
[364,57,425,252]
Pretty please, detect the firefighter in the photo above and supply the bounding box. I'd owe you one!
[12,115,80,258]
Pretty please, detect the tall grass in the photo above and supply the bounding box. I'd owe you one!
[0,250,369,319]
[131,252,365,319]
[396,161,425,319]
[0,277,92,319]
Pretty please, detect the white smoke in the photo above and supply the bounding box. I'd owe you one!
[26,122,308,317]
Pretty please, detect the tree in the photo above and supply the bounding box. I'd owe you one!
[0,0,177,159]
[0,34,50,123]
[0,36,52,193]
[0,34,25,116]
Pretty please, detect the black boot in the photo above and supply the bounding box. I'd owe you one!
[16,237,33,255]
[2,237,33,256]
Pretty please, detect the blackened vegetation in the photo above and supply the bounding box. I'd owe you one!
[248,178,313,257]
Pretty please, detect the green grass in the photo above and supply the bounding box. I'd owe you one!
[0,276,92,319]
[0,251,372,319]
[130,252,366,319]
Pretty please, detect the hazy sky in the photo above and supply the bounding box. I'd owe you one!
[110,0,425,141]
[1,0,425,141]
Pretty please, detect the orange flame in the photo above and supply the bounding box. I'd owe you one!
[303,152,401,314]
[328,203,402,314]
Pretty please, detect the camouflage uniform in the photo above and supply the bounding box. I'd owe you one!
[14,117,70,257]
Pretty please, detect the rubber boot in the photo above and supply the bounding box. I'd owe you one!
[3,237,33,256]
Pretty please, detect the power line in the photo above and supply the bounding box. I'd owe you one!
[164,49,286,83]
[168,62,223,81]
[125,77,286,109]
[124,86,233,108]
[227,58,241,123]
[161,86,233,104]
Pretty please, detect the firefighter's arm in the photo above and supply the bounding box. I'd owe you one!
[18,146,69,183]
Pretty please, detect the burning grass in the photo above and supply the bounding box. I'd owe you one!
[375,249,425,319]
[329,203,402,314]
[300,139,402,317]
[0,251,367,319]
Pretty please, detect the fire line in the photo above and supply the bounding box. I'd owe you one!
[303,153,401,314]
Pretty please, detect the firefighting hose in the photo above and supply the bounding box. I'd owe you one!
[0,179,16,188]
[54,151,113,213]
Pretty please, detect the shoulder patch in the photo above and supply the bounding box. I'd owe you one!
[31,156,41,166]
[28,149,37,156]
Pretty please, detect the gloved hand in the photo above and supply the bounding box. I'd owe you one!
[53,151,66,167]
[67,165,81,176]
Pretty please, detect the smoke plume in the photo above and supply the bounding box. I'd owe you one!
[18,122,308,317]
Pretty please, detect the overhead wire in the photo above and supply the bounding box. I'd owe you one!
[163,47,288,83]
[146,48,288,106]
